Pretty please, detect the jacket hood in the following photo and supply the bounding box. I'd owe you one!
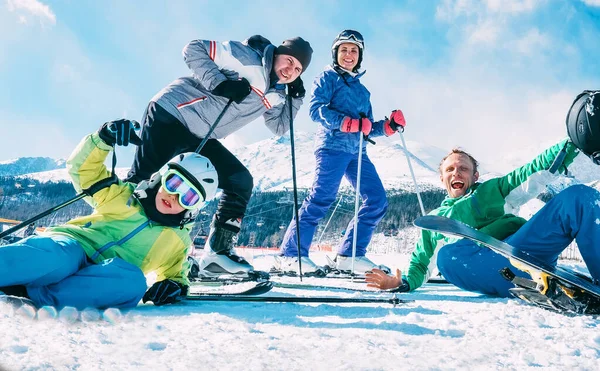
[244,35,273,57]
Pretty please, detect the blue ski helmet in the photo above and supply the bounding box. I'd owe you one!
[566,90,600,164]
[331,30,364,72]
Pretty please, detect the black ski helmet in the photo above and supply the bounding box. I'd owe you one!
[331,29,364,72]
[566,90,600,164]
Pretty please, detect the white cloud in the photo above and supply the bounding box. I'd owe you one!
[484,0,543,14]
[436,0,545,47]
[436,0,477,21]
[6,0,56,26]
[513,28,551,55]
[437,0,543,20]
[582,0,600,7]
[467,20,501,44]
[359,53,581,172]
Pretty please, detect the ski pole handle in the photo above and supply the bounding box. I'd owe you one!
[388,119,405,133]
[358,112,376,145]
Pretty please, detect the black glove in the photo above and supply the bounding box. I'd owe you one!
[287,77,305,99]
[142,279,188,306]
[212,78,252,104]
[390,279,411,293]
[98,119,142,147]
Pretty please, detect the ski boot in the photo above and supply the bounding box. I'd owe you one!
[271,256,327,277]
[501,267,600,315]
[331,255,391,276]
[197,217,268,282]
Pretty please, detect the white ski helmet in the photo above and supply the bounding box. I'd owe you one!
[134,152,218,220]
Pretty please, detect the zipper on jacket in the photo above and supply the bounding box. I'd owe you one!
[91,221,150,261]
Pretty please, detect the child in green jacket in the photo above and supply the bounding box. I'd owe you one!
[0,119,218,309]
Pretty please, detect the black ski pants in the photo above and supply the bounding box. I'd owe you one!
[126,102,253,224]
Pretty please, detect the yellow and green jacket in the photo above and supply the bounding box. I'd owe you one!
[405,139,580,291]
[44,133,192,287]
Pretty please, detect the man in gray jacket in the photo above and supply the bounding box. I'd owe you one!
[127,35,313,279]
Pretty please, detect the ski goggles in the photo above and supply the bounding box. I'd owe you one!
[161,169,205,210]
[335,30,364,49]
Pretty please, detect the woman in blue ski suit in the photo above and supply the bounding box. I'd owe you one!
[275,30,407,275]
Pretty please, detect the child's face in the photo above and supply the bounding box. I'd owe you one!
[155,186,185,215]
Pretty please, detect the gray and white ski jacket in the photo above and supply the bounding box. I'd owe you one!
[151,35,302,139]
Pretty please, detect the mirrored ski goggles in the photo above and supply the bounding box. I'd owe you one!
[162,170,204,210]
[335,30,364,49]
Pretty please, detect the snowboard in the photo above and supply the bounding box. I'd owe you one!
[413,215,600,315]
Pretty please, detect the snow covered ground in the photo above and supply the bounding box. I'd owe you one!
[1,251,599,371]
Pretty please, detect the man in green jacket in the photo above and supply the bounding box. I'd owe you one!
[366,90,600,297]
[0,119,218,309]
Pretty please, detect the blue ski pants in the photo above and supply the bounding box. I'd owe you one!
[0,234,147,309]
[280,148,388,257]
[437,185,600,297]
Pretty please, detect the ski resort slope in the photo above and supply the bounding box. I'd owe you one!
[1,252,599,370]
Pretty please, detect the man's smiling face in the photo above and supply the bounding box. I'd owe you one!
[439,153,479,198]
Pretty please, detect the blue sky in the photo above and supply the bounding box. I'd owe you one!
[1,0,600,170]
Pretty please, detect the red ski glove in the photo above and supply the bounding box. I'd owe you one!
[384,110,406,136]
[341,116,372,136]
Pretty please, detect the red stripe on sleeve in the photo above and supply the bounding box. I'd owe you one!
[210,41,216,61]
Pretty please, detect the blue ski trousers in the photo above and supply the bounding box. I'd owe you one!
[0,234,147,309]
[280,148,388,257]
[437,185,600,297]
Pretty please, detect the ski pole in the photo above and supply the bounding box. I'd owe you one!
[287,92,303,280]
[398,129,425,216]
[0,175,118,239]
[184,294,412,306]
[350,113,368,277]
[0,119,142,239]
[195,98,234,153]
[316,194,344,247]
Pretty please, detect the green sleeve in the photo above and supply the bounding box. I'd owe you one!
[405,229,437,291]
[66,133,119,208]
[496,139,579,198]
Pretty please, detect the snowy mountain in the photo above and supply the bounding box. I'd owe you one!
[229,132,446,192]
[7,132,600,194]
[10,132,448,192]
[0,157,66,177]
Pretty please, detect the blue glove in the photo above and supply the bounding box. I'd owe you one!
[142,279,188,306]
[98,119,142,147]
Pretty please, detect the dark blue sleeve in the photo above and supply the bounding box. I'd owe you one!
[309,72,346,131]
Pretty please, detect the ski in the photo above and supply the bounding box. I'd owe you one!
[269,269,367,281]
[273,277,448,293]
[187,280,273,297]
[272,280,376,293]
[189,268,271,283]
[183,294,412,306]
[414,215,600,315]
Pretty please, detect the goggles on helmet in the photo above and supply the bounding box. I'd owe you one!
[161,169,204,210]
[334,30,364,49]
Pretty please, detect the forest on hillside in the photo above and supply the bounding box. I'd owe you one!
[0,176,446,247]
